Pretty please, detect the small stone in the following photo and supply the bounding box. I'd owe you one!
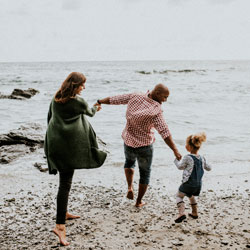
[221,240,229,245]
[6,198,15,202]
[172,240,183,246]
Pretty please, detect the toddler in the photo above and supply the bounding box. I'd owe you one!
[174,132,211,223]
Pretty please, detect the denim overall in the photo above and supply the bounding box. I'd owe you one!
[179,154,204,197]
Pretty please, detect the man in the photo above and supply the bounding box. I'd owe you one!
[97,83,181,207]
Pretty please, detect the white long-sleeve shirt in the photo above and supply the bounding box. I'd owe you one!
[174,154,212,183]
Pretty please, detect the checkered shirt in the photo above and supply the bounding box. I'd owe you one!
[110,92,171,148]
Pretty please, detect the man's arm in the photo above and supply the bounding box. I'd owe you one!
[164,136,182,160]
[153,112,182,160]
[97,93,134,106]
[97,97,110,105]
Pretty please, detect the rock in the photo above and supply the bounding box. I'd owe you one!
[151,69,206,74]
[221,240,229,245]
[221,196,233,200]
[172,240,183,246]
[0,123,44,164]
[33,162,48,172]
[0,144,30,163]
[181,228,189,234]
[0,123,44,147]
[135,70,151,75]
[5,198,15,202]
[0,88,39,100]
[210,202,216,208]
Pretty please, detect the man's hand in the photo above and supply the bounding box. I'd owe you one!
[174,150,182,161]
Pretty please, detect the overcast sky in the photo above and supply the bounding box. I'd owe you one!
[0,0,250,62]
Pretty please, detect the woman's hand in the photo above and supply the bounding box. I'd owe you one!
[94,103,102,112]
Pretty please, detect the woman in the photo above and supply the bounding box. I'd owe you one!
[44,72,107,246]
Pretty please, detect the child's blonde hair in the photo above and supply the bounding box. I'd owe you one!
[186,132,206,150]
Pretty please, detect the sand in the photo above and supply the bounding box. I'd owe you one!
[0,149,250,249]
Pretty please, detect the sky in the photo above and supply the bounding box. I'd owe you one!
[0,0,250,62]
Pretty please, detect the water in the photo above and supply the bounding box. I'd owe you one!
[0,61,250,173]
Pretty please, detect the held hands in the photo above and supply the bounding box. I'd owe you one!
[174,150,182,161]
[94,103,102,112]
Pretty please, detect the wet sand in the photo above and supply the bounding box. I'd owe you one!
[0,151,250,249]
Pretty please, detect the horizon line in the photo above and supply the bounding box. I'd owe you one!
[1,59,250,63]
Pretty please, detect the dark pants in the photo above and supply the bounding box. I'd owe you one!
[124,143,153,185]
[56,170,74,224]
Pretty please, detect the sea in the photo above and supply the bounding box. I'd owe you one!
[0,60,249,177]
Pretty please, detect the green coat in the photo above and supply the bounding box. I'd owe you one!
[44,96,107,175]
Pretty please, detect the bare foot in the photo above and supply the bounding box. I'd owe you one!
[135,202,146,208]
[126,189,134,200]
[66,212,81,220]
[52,225,70,246]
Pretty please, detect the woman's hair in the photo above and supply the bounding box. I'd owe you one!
[55,72,86,103]
[186,132,206,150]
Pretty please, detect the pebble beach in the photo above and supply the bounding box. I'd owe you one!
[0,148,249,249]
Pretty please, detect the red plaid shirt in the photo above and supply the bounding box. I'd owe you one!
[110,92,171,148]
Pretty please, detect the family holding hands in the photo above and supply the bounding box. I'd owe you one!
[45,72,211,246]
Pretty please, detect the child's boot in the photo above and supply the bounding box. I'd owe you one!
[175,202,186,223]
[189,203,198,219]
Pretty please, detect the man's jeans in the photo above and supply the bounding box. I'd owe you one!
[124,143,153,185]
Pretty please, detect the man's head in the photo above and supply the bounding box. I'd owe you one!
[151,83,169,104]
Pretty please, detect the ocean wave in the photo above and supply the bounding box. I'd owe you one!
[136,69,206,75]
[216,67,236,72]
[207,135,243,145]
[10,79,22,83]
[31,81,42,84]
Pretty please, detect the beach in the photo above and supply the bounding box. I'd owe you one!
[0,147,249,249]
[0,60,250,249]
